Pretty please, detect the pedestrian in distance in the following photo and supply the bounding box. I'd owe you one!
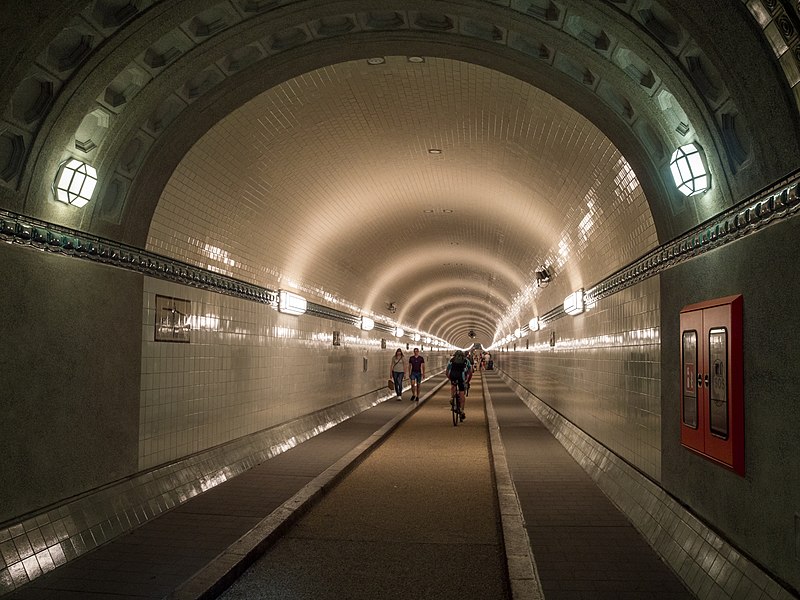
[390,348,406,400]
[407,347,425,401]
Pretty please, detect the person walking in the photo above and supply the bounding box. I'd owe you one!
[407,347,425,401]
[390,348,406,400]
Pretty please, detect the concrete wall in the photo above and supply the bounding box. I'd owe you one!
[0,243,142,523]
[661,216,800,592]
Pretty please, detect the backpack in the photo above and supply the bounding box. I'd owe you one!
[451,352,466,368]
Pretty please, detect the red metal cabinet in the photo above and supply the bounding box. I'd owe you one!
[679,295,744,475]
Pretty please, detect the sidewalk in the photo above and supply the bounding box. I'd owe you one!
[5,382,445,600]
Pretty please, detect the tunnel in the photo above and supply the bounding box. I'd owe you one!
[1,1,799,598]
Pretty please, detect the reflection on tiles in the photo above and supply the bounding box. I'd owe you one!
[499,277,662,480]
[501,372,795,600]
[0,277,449,594]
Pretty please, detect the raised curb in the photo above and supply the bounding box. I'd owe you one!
[168,379,449,600]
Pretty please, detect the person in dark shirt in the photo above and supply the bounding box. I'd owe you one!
[407,347,425,401]
[446,350,472,421]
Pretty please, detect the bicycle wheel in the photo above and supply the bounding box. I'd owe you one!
[451,395,459,427]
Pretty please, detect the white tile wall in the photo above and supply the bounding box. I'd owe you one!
[497,277,661,480]
[140,276,449,469]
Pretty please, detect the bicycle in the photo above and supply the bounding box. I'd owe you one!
[450,387,460,427]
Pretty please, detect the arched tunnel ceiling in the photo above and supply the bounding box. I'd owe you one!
[2,1,799,348]
[148,57,658,347]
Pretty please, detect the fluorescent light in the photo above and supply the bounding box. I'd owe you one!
[278,290,307,315]
[360,316,374,331]
[54,159,97,207]
[529,317,539,331]
[669,143,710,196]
[564,289,585,316]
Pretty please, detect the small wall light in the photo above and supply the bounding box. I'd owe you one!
[360,316,375,331]
[394,327,405,338]
[278,290,307,315]
[54,159,97,207]
[564,289,585,316]
[669,143,710,196]
[529,317,540,332]
[535,267,551,287]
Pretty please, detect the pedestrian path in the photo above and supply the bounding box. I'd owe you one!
[4,371,694,600]
[219,375,509,600]
[4,383,443,600]
[483,371,693,599]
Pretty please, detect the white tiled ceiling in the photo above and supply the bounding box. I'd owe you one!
[148,56,657,346]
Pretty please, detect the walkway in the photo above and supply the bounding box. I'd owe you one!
[4,372,692,599]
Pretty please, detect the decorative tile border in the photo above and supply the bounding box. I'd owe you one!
[500,372,797,600]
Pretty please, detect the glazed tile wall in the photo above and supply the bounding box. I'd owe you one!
[0,277,449,595]
[141,276,448,469]
[501,374,797,600]
[498,276,661,481]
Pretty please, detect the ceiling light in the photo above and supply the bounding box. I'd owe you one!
[413,333,421,341]
[278,290,307,315]
[360,316,374,331]
[53,159,97,208]
[514,328,521,339]
[669,143,710,196]
[367,57,385,65]
[427,148,442,154]
[394,327,405,338]
[564,289,585,316]
[529,317,539,332]
[408,56,425,63]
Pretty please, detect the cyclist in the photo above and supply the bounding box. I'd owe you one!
[446,350,472,422]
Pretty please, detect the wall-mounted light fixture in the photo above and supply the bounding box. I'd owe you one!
[669,143,710,196]
[360,316,375,331]
[278,290,307,315]
[563,289,585,316]
[529,317,540,332]
[53,159,97,207]
[394,327,405,338]
[514,328,522,339]
[413,333,421,342]
[534,267,551,287]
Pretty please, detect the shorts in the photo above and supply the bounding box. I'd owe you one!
[410,372,422,384]
[449,378,466,392]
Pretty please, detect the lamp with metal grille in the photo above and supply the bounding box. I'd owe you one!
[669,143,710,196]
[53,159,97,207]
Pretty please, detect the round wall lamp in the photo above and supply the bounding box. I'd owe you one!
[53,159,97,207]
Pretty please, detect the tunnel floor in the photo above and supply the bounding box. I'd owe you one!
[5,372,692,600]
